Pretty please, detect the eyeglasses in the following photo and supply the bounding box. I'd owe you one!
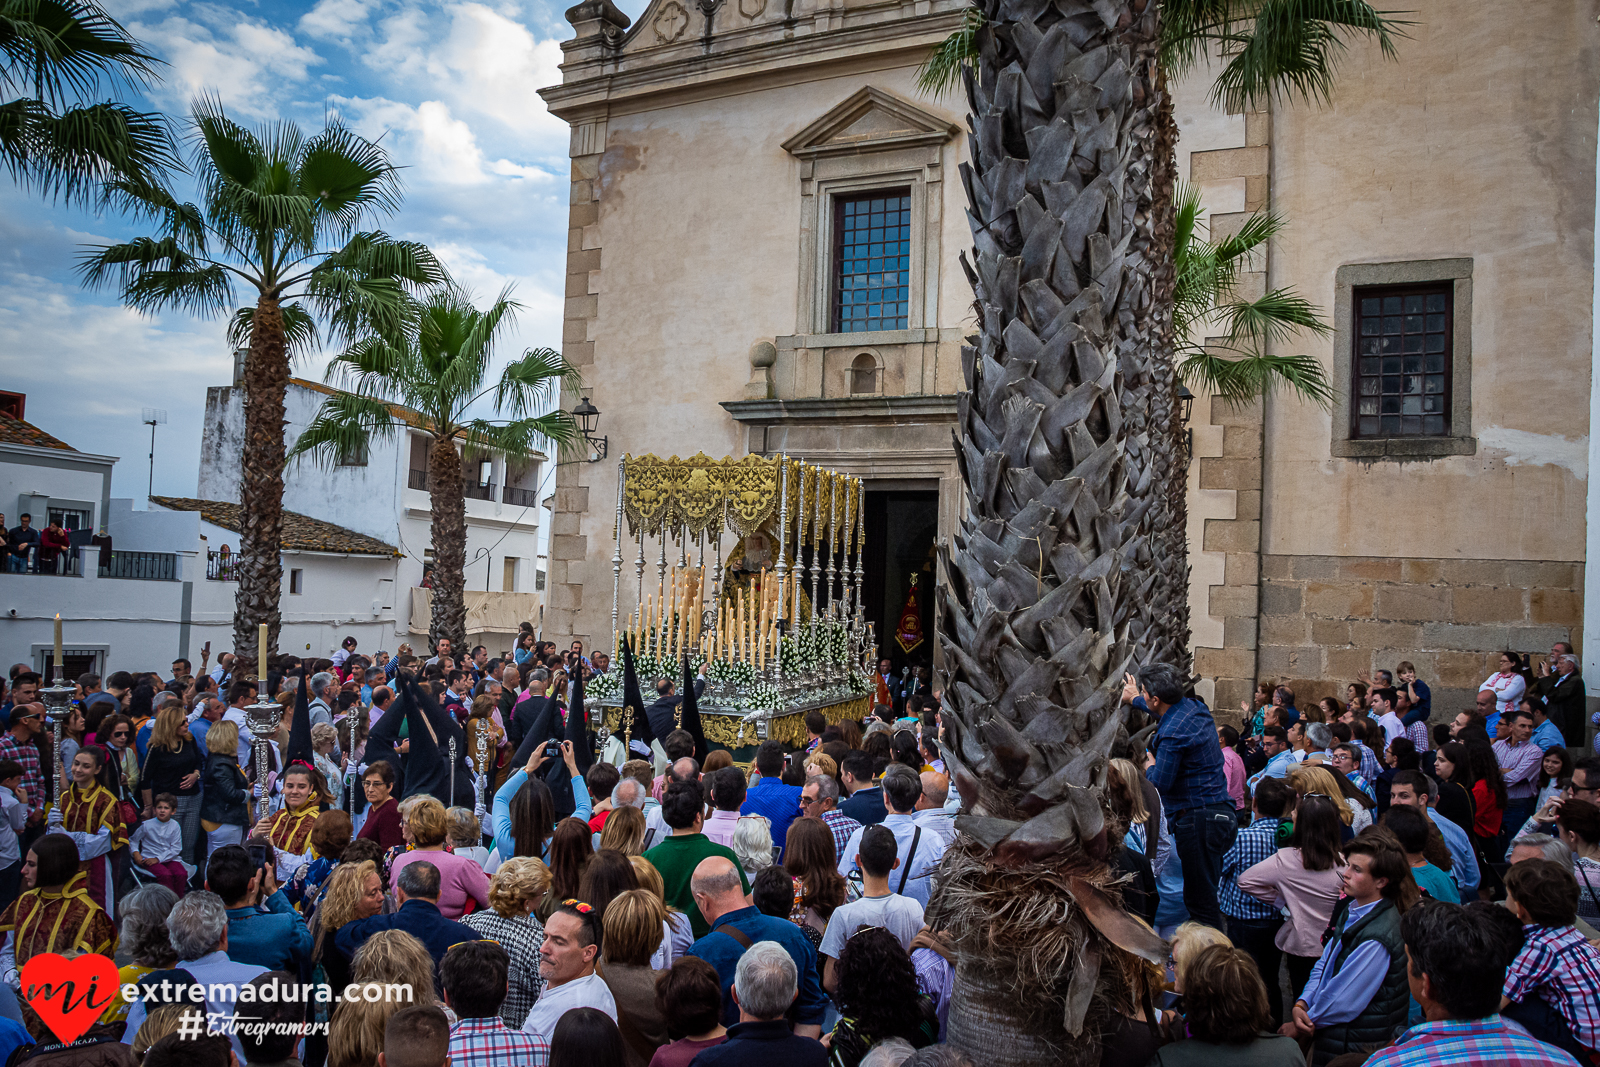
[561,899,594,913]
[846,924,884,940]
[799,796,822,808]
[738,814,770,824]
[112,731,129,739]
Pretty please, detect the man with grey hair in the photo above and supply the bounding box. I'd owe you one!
[690,939,825,1067]
[609,775,667,850]
[1535,650,1586,748]
[119,890,266,1059]
[308,672,335,728]
[686,857,826,1037]
[801,775,860,859]
[1122,661,1234,929]
[860,1039,916,1067]
[1294,722,1332,765]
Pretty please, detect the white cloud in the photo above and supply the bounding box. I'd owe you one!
[298,0,377,42]
[129,12,324,118]
[335,94,555,186]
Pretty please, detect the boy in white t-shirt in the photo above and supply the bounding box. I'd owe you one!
[819,824,925,993]
[130,793,188,896]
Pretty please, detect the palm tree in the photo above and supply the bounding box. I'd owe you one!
[78,96,446,670]
[1,0,175,204]
[921,0,1404,671]
[287,288,580,651]
[930,1,1171,1063]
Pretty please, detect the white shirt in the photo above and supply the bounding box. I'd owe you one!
[221,707,253,763]
[1377,712,1406,745]
[521,971,616,1039]
[130,817,184,863]
[911,807,956,847]
[819,893,925,958]
[836,812,946,907]
[0,788,24,867]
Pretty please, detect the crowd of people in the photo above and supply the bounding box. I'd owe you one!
[0,630,1592,1067]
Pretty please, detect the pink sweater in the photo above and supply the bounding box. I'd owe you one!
[391,848,491,919]
[1237,848,1346,958]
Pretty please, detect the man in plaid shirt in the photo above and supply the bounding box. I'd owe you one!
[801,774,860,859]
[1218,777,1292,1023]
[442,940,550,1066]
[1365,899,1579,1067]
[1501,859,1600,1061]
[0,705,44,825]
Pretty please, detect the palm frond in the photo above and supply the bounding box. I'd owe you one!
[916,7,982,97]
[461,412,579,459]
[1178,349,1336,409]
[1211,208,1283,263]
[0,0,162,104]
[285,390,399,467]
[1209,0,1411,113]
[0,97,175,205]
[1217,287,1332,348]
[494,346,581,421]
[296,122,404,237]
[75,236,234,315]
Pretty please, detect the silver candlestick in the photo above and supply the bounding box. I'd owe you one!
[39,667,74,807]
[244,697,282,824]
[448,737,457,806]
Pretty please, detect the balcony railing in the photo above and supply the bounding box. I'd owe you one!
[465,481,496,502]
[206,550,240,581]
[503,485,539,507]
[408,468,429,491]
[3,545,82,576]
[99,551,177,581]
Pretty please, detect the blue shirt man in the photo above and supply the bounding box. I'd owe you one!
[686,857,826,1034]
[740,740,802,849]
[1132,664,1235,929]
[1247,727,1296,793]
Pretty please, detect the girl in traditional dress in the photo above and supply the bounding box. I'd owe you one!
[49,748,127,915]
[252,763,333,884]
[0,835,117,989]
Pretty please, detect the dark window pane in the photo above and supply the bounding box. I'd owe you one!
[1404,375,1421,394]
[1381,415,1401,433]
[1405,315,1423,331]
[1382,357,1401,374]
[1422,415,1446,434]
[1360,416,1379,435]
[1425,375,1444,394]
[1402,416,1421,433]
[1426,314,1445,331]
[1362,298,1381,315]
[1361,357,1380,375]
[1425,353,1445,372]
[1403,356,1422,373]
[1382,397,1401,414]
[1360,378,1381,395]
[1381,336,1399,353]
[1425,334,1446,353]
[1361,339,1380,356]
[1383,316,1402,333]
[1426,293,1446,312]
[1382,377,1401,394]
[1403,335,1423,353]
[1362,319,1379,336]
[1404,295,1423,313]
[1383,296,1403,314]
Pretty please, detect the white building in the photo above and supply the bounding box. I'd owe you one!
[0,378,545,678]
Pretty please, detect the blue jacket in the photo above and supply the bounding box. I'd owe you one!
[838,786,885,827]
[689,1021,826,1067]
[225,889,313,979]
[688,907,827,1027]
[336,898,479,971]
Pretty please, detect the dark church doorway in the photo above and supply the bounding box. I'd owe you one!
[862,489,938,684]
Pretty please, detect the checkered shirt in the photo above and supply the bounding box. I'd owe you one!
[1219,816,1282,921]
[449,1015,549,1067]
[0,736,42,814]
[1363,1016,1580,1067]
[1503,924,1600,1051]
[1405,718,1431,755]
[1353,741,1382,782]
[1348,772,1376,801]
[821,808,862,860]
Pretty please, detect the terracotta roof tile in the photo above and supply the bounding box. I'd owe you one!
[0,412,74,451]
[149,497,399,557]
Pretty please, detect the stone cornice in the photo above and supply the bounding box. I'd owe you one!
[721,394,958,423]
[540,5,965,120]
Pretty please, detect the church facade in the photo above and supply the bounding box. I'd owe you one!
[539,0,1598,715]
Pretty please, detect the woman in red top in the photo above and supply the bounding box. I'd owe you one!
[357,760,404,849]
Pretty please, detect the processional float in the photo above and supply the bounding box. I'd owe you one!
[586,452,878,748]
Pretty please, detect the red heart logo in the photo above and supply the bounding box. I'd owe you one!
[20,953,122,1045]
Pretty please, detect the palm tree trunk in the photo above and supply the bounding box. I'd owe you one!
[1148,65,1189,675]
[428,438,469,653]
[936,0,1161,1060]
[235,291,287,671]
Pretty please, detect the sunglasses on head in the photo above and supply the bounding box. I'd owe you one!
[561,899,594,913]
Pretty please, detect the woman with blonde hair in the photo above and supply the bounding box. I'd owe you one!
[628,854,693,965]
[311,858,387,999]
[388,795,489,919]
[200,718,250,863]
[1168,921,1231,994]
[599,804,647,856]
[140,703,204,863]
[1288,763,1371,832]
[597,889,669,1067]
[803,752,838,782]
[461,856,550,1028]
[331,931,444,1067]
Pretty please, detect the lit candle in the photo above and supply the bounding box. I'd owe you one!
[258,622,268,685]
[53,614,62,677]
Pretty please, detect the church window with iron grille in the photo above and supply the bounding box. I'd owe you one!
[832,191,911,332]
[1352,285,1452,438]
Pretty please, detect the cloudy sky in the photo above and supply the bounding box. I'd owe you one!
[2,0,653,501]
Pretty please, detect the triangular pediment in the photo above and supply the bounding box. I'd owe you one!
[782,86,960,159]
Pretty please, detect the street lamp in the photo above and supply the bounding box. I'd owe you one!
[573,397,607,462]
[1177,385,1195,460]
